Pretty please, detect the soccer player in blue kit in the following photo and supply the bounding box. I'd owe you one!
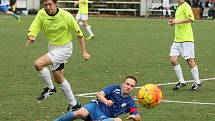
[0,0,20,21]
[54,75,141,121]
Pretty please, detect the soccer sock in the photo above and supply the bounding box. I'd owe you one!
[39,67,54,89]
[86,25,94,36]
[168,9,171,16]
[54,111,74,121]
[60,79,77,106]
[174,64,185,83]
[11,13,19,19]
[163,9,166,16]
[79,21,84,28]
[191,66,201,84]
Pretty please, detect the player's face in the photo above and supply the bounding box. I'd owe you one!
[43,0,57,15]
[122,78,136,95]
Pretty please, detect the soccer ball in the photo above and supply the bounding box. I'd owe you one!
[137,84,163,108]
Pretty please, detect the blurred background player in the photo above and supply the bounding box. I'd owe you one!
[162,0,171,17]
[74,0,95,40]
[168,0,202,91]
[9,0,16,12]
[26,0,90,111]
[54,75,141,121]
[0,0,20,21]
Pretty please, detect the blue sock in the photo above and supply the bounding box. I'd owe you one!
[53,112,74,121]
[12,13,18,19]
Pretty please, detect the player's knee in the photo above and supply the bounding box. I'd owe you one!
[33,60,46,71]
[169,58,177,66]
[73,109,88,118]
[187,59,196,67]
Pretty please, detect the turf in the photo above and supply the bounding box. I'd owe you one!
[0,15,215,121]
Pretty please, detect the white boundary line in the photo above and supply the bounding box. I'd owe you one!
[75,77,215,96]
[162,100,215,105]
[75,77,215,105]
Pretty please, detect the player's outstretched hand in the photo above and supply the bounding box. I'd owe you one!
[26,35,35,47]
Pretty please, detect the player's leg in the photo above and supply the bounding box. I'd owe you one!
[54,108,89,121]
[187,58,200,83]
[82,15,94,40]
[167,8,171,17]
[52,69,80,111]
[50,42,80,110]
[186,58,201,90]
[163,8,167,17]
[170,56,186,90]
[169,43,186,90]
[103,118,122,121]
[4,6,20,21]
[76,13,84,28]
[182,42,201,90]
[34,54,56,100]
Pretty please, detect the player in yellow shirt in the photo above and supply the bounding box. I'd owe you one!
[168,0,202,91]
[26,0,90,111]
[75,0,95,40]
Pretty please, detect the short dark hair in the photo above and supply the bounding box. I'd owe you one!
[42,0,57,3]
[125,75,138,85]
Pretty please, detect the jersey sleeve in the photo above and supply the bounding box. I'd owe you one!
[68,12,83,37]
[28,10,42,37]
[102,84,118,96]
[185,4,195,21]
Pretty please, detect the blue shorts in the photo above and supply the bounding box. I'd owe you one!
[0,5,8,13]
[83,101,113,121]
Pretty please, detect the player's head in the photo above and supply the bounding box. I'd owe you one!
[42,0,57,3]
[177,0,185,4]
[121,75,137,95]
[42,0,57,15]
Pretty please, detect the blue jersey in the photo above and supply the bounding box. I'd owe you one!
[98,84,138,118]
[0,0,6,6]
[0,0,8,12]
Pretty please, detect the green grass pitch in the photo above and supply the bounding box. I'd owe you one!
[0,15,215,121]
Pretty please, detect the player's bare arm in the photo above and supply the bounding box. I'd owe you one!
[74,0,87,7]
[168,18,193,26]
[96,91,113,106]
[78,36,90,61]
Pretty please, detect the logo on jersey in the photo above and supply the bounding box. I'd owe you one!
[121,103,127,108]
[113,89,121,94]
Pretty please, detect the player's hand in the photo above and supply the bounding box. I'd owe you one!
[26,35,35,47]
[126,115,141,121]
[104,100,113,107]
[168,19,175,26]
[83,52,90,61]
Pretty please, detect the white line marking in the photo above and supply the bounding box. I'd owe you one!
[162,100,215,105]
[75,77,215,96]
[75,77,215,106]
